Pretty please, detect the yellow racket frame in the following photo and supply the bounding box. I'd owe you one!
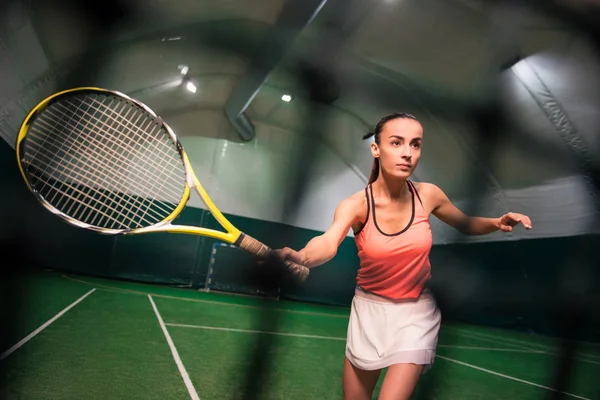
[15,86,242,245]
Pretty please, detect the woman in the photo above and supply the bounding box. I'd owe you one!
[277,112,532,400]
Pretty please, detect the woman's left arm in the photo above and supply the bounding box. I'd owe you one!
[424,183,532,235]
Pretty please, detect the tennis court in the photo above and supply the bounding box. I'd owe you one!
[2,1,600,399]
[1,268,597,400]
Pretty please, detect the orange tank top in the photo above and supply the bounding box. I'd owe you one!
[354,180,433,301]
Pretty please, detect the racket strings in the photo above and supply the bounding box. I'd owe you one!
[26,99,170,228]
[58,95,185,225]
[22,93,188,231]
[68,96,184,220]
[32,97,182,230]
[24,131,151,230]
[25,102,148,229]
[59,99,154,227]
[85,97,189,225]
[90,96,189,224]
[31,100,154,228]
[63,96,184,200]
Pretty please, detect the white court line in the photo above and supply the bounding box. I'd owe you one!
[149,296,199,400]
[445,326,537,351]
[64,274,350,319]
[436,355,590,400]
[0,288,96,361]
[451,327,600,365]
[165,323,546,353]
[166,323,346,341]
[167,323,591,398]
[575,340,600,348]
[449,326,600,358]
[438,345,545,353]
[448,327,600,365]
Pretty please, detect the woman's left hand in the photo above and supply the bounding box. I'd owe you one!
[498,212,532,232]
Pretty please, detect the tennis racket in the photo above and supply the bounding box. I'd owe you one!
[15,87,309,282]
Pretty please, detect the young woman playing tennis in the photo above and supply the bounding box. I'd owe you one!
[277,112,532,400]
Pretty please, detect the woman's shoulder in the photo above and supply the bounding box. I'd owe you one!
[411,181,446,214]
[339,188,369,232]
[347,187,369,206]
[411,181,442,196]
[335,188,366,208]
[331,188,368,223]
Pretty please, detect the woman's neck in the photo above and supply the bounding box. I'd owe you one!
[374,171,408,201]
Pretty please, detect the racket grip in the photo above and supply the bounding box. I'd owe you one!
[236,233,310,282]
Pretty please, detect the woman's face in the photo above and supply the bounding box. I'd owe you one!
[371,118,423,179]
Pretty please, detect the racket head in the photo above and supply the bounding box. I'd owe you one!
[16,87,192,235]
[16,86,308,282]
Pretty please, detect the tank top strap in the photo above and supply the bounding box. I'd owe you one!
[353,184,372,236]
[407,180,424,211]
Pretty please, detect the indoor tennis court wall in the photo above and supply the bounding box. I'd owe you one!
[2,138,599,343]
[0,135,360,305]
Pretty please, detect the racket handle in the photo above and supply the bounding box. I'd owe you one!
[236,233,310,282]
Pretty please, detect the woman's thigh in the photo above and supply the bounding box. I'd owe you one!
[378,363,425,400]
[342,356,381,400]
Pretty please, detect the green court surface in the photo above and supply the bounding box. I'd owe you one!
[1,269,598,399]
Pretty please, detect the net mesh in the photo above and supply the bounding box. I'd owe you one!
[20,91,188,231]
[205,243,281,299]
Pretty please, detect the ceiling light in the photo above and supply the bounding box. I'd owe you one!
[186,82,197,93]
[281,94,292,102]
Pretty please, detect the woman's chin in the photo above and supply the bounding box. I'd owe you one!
[391,169,413,179]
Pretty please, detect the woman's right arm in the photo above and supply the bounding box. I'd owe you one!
[277,195,361,269]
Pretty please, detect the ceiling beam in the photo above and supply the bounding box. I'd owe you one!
[223,0,328,141]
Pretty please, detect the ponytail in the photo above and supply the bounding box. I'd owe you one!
[368,158,379,184]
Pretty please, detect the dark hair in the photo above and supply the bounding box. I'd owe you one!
[363,112,418,184]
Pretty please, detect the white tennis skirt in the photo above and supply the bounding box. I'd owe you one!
[345,287,442,372]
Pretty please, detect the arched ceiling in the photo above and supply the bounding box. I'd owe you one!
[1,0,598,202]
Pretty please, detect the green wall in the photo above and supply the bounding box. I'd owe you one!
[0,138,359,306]
[1,139,598,342]
[428,235,599,342]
